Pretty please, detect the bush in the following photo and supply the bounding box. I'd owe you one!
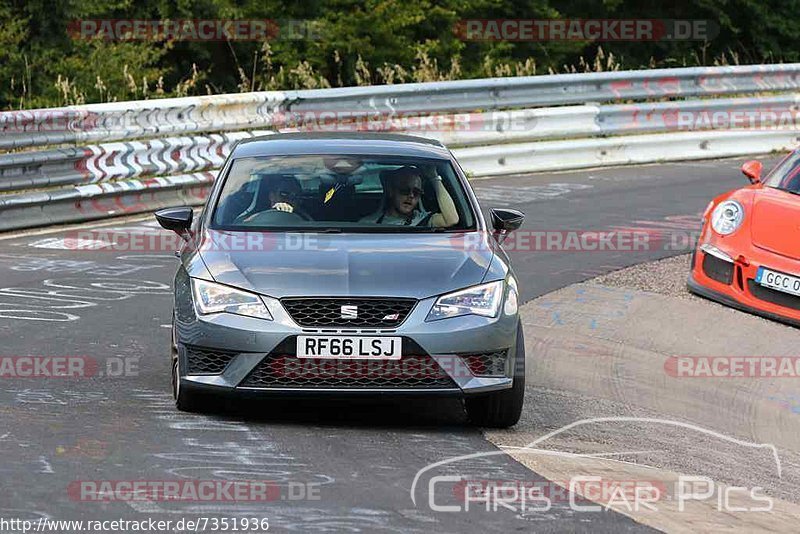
[0,0,795,110]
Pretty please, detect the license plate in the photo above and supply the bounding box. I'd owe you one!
[755,267,800,297]
[296,336,402,360]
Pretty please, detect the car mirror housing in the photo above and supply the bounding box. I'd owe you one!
[490,208,525,243]
[741,160,762,184]
[155,206,194,238]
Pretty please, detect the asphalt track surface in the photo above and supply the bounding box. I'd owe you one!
[0,157,773,532]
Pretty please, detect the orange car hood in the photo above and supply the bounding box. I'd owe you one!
[750,187,800,260]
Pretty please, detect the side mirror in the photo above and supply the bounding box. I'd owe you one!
[741,160,762,184]
[155,206,193,238]
[490,208,524,242]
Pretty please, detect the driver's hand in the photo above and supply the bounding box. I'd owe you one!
[421,165,439,181]
[272,202,294,213]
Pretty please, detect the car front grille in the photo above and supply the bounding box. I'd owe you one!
[185,345,239,374]
[281,298,416,328]
[460,350,509,377]
[239,338,456,389]
[747,280,800,311]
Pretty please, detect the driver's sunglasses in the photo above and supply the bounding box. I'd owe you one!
[396,186,423,198]
[276,190,298,200]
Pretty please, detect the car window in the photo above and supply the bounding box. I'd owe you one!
[764,152,800,193]
[210,155,476,231]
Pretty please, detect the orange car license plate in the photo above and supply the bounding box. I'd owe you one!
[756,267,800,297]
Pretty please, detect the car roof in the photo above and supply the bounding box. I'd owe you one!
[232,132,452,159]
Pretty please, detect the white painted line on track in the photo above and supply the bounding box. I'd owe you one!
[0,213,155,241]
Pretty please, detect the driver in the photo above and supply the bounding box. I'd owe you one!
[266,175,302,213]
[360,165,459,227]
[243,175,303,222]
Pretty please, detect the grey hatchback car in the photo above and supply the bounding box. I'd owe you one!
[156,133,526,427]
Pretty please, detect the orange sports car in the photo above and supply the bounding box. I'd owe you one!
[688,152,800,327]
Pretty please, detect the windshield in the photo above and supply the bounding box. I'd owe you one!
[763,151,800,194]
[210,154,476,232]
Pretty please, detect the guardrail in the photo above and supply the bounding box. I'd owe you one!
[286,63,800,114]
[5,63,800,151]
[0,93,284,151]
[2,63,800,231]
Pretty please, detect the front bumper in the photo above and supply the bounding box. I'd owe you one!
[174,269,521,396]
[688,243,800,328]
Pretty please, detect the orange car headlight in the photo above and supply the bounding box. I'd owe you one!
[710,200,744,235]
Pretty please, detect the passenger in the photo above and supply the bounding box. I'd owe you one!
[361,166,459,227]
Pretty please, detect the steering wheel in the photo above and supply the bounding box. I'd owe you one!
[236,208,311,226]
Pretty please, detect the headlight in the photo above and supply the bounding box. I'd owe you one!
[427,281,504,321]
[191,279,273,320]
[710,200,744,235]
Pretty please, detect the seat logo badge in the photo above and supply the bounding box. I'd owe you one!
[341,305,358,319]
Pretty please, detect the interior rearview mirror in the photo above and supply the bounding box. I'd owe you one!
[155,206,194,238]
[741,160,762,184]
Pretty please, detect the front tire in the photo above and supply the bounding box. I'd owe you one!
[172,357,210,413]
[171,323,207,413]
[465,322,526,428]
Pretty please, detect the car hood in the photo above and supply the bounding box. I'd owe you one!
[750,187,800,260]
[196,229,496,299]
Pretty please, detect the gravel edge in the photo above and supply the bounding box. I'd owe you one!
[590,253,701,300]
